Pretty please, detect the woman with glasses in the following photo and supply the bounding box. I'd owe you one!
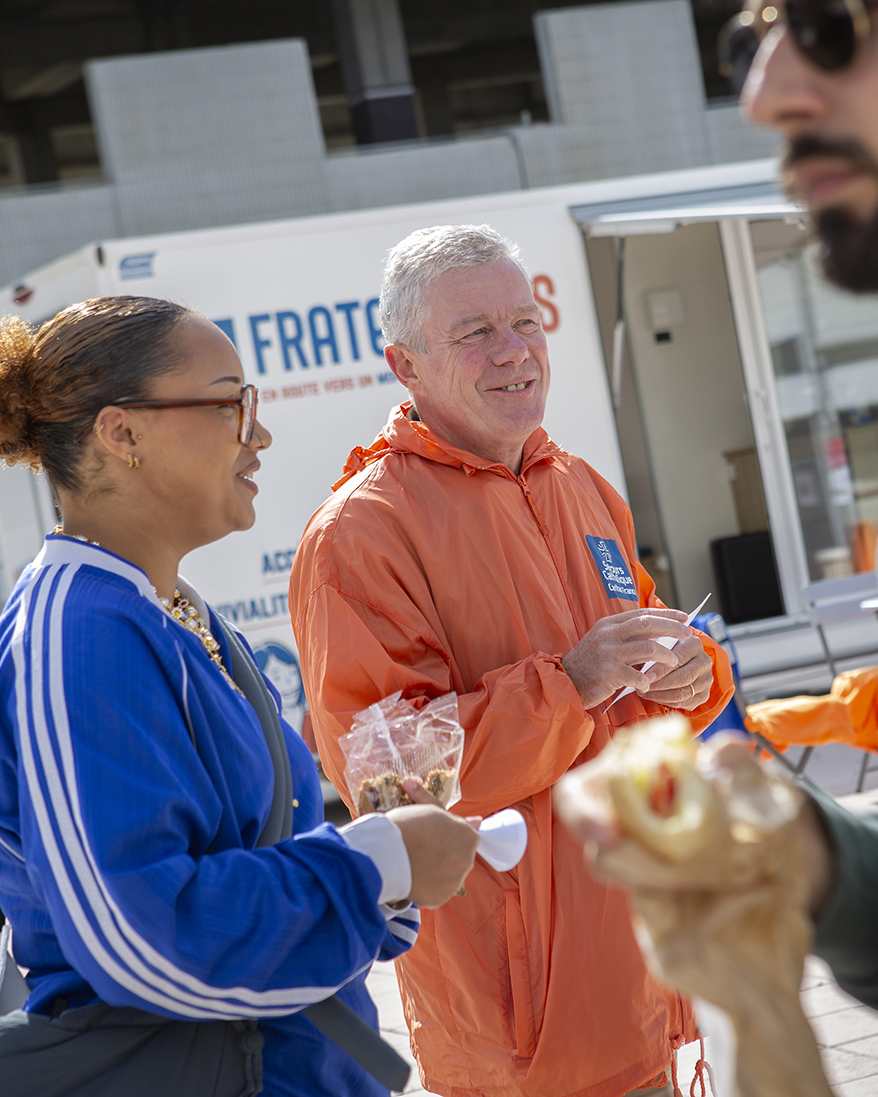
[0,296,478,1097]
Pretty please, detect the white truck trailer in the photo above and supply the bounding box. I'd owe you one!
[6,157,878,722]
[0,173,626,733]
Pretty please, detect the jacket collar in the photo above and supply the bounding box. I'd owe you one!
[333,402,562,491]
[39,535,161,604]
[38,534,207,618]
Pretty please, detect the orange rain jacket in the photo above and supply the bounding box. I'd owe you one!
[747,666,878,752]
[290,405,734,1097]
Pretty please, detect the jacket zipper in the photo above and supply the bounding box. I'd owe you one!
[516,474,583,636]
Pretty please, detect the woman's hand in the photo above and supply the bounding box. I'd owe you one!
[386,779,481,908]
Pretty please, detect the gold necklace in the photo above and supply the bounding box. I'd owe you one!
[161,592,244,696]
[53,525,100,546]
[54,527,242,697]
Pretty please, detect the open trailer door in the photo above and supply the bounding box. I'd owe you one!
[572,172,878,690]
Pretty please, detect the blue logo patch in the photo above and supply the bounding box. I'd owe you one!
[586,536,638,602]
[119,253,155,280]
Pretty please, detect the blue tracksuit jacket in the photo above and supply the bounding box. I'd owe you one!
[0,535,418,1095]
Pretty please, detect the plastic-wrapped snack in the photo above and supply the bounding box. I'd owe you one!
[555,715,832,1097]
[340,692,465,815]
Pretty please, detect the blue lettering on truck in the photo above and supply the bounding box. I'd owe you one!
[216,593,290,623]
[119,254,155,280]
[364,299,384,356]
[249,314,273,374]
[277,312,308,369]
[224,298,385,375]
[212,318,237,346]
[262,549,296,574]
[308,307,339,365]
[335,302,361,360]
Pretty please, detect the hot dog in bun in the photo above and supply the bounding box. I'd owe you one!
[600,715,717,862]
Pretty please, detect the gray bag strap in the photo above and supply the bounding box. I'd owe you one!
[216,618,411,1092]
[217,617,294,845]
[0,920,29,1015]
[303,996,411,1092]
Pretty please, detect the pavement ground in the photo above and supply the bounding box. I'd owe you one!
[367,740,878,1097]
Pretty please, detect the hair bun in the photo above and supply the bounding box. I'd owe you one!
[0,315,40,468]
[0,296,191,493]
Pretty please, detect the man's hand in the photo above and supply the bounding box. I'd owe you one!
[555,734,835,920]
[639,633,713,710]
[386,780,480,908]
[705,740,834,920]
[562,607,696,711]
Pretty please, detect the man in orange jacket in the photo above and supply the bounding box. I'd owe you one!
[290,224,734,1097]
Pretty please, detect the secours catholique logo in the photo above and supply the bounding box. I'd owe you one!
[585,536,638,602]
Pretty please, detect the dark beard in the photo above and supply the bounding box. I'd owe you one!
[780,134,878,293]
[814,206,878,293]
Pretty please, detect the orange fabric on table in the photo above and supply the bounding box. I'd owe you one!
[852,521,878,574]
[746,666,878,751]
[290,404,734,1097]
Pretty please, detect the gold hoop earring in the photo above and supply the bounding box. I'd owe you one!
[127,454,140,469]
[94,421,105,435]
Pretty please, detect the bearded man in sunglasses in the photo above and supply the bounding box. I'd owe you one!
[742,0,878,1006]
[729,0,878,291]
[556,0,878,1026]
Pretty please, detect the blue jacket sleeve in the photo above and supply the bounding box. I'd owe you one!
[243,631,419,967]
[379,909,420,962]
[15,577,393,1021]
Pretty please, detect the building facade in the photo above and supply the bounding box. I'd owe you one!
[0,0,775,287]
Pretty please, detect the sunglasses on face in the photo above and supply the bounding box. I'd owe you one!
[718,0,873,95]
[74,384,260,445]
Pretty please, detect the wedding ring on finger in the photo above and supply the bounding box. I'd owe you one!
[687,682,696,700]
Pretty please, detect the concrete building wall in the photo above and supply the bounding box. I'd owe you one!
[535,0,710,174]
[326,135,523,211]
[87,40,329,236]
[512,123,604,188]
[0,1,782,286]
[534,0,775,177]
[0,183,117,288]
[705,103,778,164]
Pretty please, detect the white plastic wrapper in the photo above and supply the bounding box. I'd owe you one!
[341,691,465,816]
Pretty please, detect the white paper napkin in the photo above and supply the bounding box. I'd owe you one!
[476,808,528,871]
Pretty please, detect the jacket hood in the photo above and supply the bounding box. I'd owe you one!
[333,402,561,491]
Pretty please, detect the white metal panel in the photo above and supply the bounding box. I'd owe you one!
[571,180,800,237]
[1,245,102,324]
